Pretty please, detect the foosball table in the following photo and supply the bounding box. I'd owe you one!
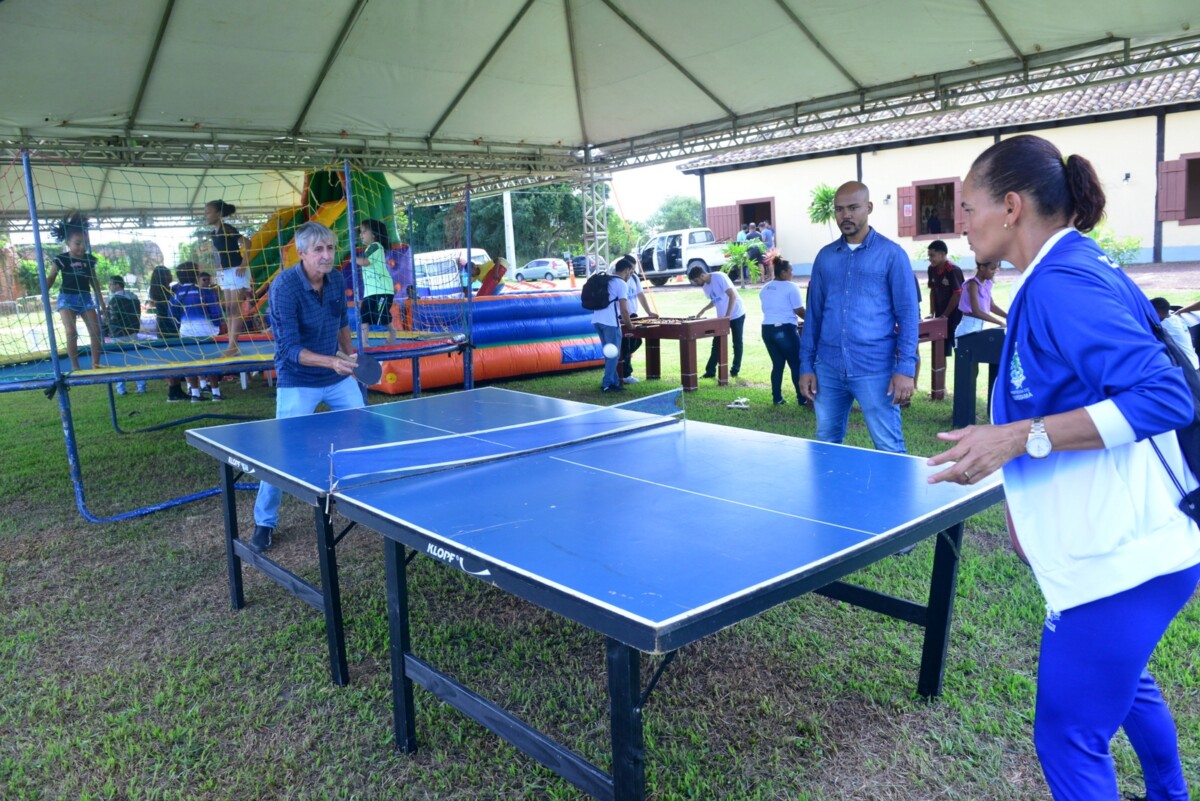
[795,316,948,400]
[623,316,730,391]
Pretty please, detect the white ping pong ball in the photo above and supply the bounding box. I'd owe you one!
[603,343,619,359]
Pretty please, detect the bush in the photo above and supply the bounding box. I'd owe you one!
[1086,223,1142,267]
[723,241,763,282]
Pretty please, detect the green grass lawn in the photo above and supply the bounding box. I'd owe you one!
[0,278,1196,800]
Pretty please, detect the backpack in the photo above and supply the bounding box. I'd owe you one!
[1146,312,1200,524]
[580,273,616,311]
[108,293,142,337]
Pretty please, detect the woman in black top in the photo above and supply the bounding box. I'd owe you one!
[45,213,104,370]
[148,265,178,338]
[149,264,190,401]
[204,200,250,356]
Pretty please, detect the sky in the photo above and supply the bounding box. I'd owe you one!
[609,160,701,224]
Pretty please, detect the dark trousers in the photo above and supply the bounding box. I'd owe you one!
[762,323,802,403]
[706,315,745,375]
[621,336,642,378]
[941,309,963,357]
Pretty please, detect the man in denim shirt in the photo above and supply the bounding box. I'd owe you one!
[249,221,363,553]
[799,182,919,453]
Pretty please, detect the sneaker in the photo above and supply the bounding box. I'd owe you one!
[248,525,274,554]
[136,382,147,394]
[166,386,188,402]
[623,376,640,384]
[730,370,740,378]
[115,383,127,396]
[210,391,223,402]
[701,372,716,379]
[774,399,787,405]
[190,393,203,403]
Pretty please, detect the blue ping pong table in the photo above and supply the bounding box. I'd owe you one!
[187,387,1003,801]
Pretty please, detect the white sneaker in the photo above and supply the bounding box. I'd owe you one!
[623,376,640,383]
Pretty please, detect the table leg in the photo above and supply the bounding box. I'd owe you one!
[717,334,729,387]
[930,338,946,400]
[917,522,964,697]
[952,357,980,428]
[645,339,662,381]
[678,340,698,391]
[607,639,646,801]
[385,539,418,753]
[221,463,244,610]
[986,363,999,421]
[314,505,350,686]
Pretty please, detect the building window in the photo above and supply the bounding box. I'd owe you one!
[917,183,954,235]
[897,178,963,240]
[1158,153,1200,224]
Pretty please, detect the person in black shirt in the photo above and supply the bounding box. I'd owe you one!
[925,239,965,357]
[45,213,104,370]
[204,200,251,357]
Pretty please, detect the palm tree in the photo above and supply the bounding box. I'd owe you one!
[808,183,836,237]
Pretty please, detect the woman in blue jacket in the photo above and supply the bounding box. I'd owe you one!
[929,134,1200,801]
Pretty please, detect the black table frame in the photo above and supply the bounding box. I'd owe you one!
[340,484,1003,801]
[218,462,355,685]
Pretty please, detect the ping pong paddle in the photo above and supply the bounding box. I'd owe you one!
[352,351,383,385]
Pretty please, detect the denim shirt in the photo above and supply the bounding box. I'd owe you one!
[799,227,919,377]
[270,264,348,388]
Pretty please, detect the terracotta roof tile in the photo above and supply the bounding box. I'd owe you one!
[682,69,1200,171]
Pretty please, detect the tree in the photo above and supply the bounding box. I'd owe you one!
[647,195,701,232]
[16,260,41,296]
[608,213,648,259]
[177,240,207,266]
[406,183,660,266]
[409,184,585,264]
[91,253,127,284]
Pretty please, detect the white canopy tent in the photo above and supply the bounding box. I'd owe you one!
[1,0,1198,217]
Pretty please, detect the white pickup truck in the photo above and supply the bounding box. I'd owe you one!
[637,227,727,286]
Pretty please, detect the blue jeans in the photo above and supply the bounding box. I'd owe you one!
[1035,562,1200,800]
[706,315,745,375]
[812,364,905,453]
[594,323,622,389]
[762,324,802,403]
[253,377,365,528]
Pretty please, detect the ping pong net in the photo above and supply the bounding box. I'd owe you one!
[328,389,684,493]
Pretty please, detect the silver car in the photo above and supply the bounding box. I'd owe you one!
[514,258,569,281]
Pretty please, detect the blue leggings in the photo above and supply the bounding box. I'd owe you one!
[1035,562,1200,800]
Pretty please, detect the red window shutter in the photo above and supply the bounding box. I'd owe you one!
[897,186,917,238]
[952,178,965,234]
[706,204,739,241]
[1158,160,1187,221]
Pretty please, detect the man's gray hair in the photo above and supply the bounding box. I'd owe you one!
[294,221,336,255]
